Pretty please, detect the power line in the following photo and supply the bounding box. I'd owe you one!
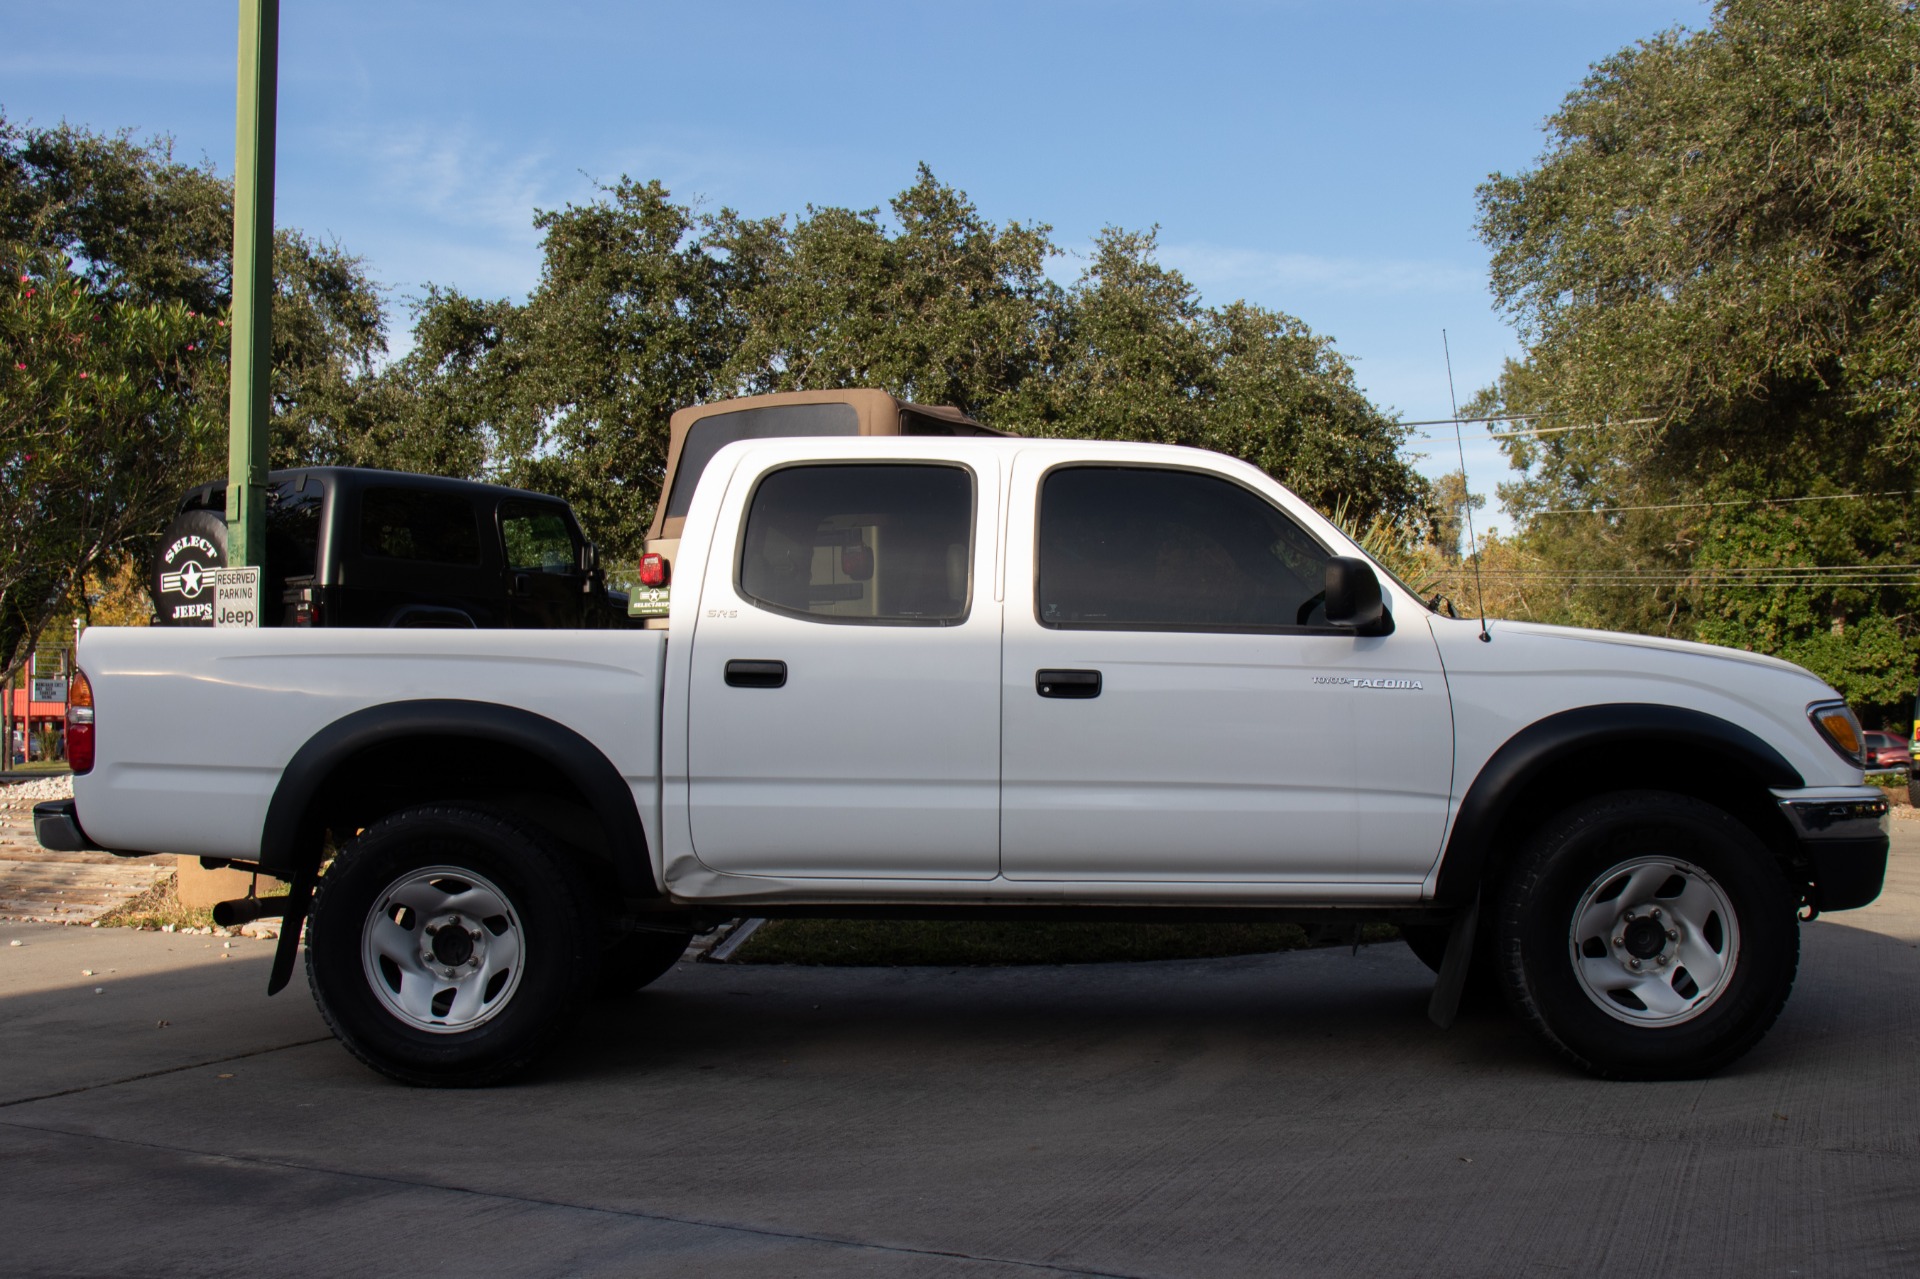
[1399,412,1562,428]
[1405,417,1662,443]
[1469,575,1920,584]
[1536,488,1920,516]
[1470,563,1920,576]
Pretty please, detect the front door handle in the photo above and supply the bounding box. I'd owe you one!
[724,659,787,689]
[1036,669,1101,699]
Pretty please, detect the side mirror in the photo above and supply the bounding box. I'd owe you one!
[1324,557,1389,634]
[580,541,600,574]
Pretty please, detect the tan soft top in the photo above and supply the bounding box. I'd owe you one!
[649,389,1001,541]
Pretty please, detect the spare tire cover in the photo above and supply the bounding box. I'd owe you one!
[153,509,229,626]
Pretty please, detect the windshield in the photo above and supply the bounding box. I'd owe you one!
[663,403,861,520]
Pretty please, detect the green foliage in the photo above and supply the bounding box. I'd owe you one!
[0,116,392,473]
[1474,0,1920,720]
[3,117,1421,633]
[0,251,221,675]
[0,115,399,671]
[408,170,1423,560]
[713,163,1062,423]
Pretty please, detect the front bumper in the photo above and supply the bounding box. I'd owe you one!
[1774,788,1890,912]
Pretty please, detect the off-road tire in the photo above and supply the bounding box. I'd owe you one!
[306,805,599,1086]
[1496,790,1798,1080]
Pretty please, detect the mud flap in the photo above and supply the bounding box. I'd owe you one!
[1426,890,1480,1030]
[266,864,316,996]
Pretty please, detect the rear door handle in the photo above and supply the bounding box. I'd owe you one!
[1036,669,1101,699]
[724,659,787,689]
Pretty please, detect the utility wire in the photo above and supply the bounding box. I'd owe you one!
[1473,562,1920,575]
[1536,488,1920,516]
[1471,574,1920,583]
[1405,417,1662,443]
[1441,331,1490,643]
[1397,410,1659,428]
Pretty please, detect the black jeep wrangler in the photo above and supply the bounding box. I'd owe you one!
[154,468,630,630]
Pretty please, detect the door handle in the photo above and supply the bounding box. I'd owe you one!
[724,659,787,689]
[1036,669,1101,699]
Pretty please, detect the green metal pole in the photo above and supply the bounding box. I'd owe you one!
[226,0,278,568]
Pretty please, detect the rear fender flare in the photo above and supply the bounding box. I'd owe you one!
[258,698,655,896]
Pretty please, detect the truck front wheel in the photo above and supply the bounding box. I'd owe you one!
[306,805,598,1086]
[1495,790,1798,1080]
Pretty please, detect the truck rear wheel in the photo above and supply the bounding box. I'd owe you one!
[1495,790,1798,1080]
[306,805,598,1086]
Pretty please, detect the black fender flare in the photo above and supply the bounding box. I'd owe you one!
[258,698,654,896]
[1432,703,1804,906]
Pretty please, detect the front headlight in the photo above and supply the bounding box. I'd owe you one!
[1808,701,1864,767]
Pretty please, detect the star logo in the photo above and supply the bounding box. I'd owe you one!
[180,561,205,598]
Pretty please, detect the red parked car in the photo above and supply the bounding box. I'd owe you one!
[1862,731,1911,775]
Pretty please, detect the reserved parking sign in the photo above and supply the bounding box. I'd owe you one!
[212,566,262,628]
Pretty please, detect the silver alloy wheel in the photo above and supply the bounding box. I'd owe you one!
[360,865,525,1034]
[1569,855,1740,1027]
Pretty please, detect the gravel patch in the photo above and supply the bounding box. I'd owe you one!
[0,775,74,806]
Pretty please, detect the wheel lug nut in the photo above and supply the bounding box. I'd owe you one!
[1629,959,1642,969]
[1614,936,1625,947]
[1667,929,1679,941]
[1650,908,1661,919]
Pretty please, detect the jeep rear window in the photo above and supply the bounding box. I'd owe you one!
[664,403,860,520]
[360,488,482,566]
[265,478,322,581]
[501,501,578,573]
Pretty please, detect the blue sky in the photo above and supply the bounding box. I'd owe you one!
[7,0,1710,526]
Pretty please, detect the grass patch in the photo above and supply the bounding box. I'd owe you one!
[93,873,215,931]
[730,918,1401,966]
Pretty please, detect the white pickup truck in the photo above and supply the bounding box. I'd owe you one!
[37,436,1889,1086]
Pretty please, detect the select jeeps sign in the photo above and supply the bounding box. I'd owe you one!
[153,508,231,626]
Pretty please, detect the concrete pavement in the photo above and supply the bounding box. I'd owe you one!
[2,832,1917,1277]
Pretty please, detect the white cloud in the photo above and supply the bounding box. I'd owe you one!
[346,124,557,239]
[0,52,228,88]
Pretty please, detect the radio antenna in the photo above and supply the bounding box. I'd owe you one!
[1442,330,1492,643]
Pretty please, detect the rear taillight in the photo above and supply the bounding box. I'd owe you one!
[67,670,95,775]
[639,553,670,588]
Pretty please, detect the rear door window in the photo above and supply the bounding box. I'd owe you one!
[737,464,973,624]
[360,488,482,565]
